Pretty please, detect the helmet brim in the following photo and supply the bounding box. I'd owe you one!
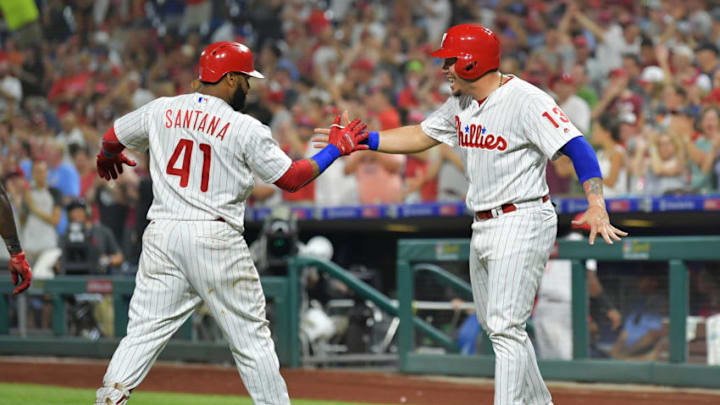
[430,47,460,59]
[245,70,265,79]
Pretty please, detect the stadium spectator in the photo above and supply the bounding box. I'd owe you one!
[592,69,643,129]
[70,146,97,200]
[125,71,155,110]
[355,147,406,205]
[405,143,466,203]
[20,160,61,273]
[404,149,436,203]
[59,198,122,275]
[645,130,689,195]
[46,139,80,205]
[591,114,628,197]
[315,152,359,207]
[569,36,605,96]
[696,42,720,79]
[688,107,720,192]
[638,66,665,120]
[0,0,43,49]
[87,167,135,249]
[417,0,452,45]
[610,265,667,361]
[552,73,591,134]
[0,58,23,118]
[57,112,87,152]
[572,6,642,78]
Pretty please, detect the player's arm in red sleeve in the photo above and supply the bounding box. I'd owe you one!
[274,116,368,192]
[0,183,31,294]
[273,159,320,193]
[96,126,137,181]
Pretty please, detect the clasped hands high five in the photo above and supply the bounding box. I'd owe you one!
[317,111,370,156]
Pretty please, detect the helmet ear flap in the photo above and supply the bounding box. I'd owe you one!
[454,53,480,80]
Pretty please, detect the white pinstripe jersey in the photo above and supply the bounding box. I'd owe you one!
[421,76,581,211]
[114,93,291,232]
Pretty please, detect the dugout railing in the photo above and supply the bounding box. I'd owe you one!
[285,256,458,367]
[0,276,296,366]
[2,235,720,388]
[396,236,720,388]
[0,258,455,369]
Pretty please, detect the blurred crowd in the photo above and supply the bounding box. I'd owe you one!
[2,0,720,273]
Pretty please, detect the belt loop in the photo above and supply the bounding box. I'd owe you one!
[491,207,502,218]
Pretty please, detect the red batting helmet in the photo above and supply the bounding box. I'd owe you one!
[197,41,264,83]
[430,24,500,81]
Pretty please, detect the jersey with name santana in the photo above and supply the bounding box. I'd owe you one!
[114,93,291,231]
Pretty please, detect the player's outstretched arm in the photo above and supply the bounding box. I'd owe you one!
[368,125,440,154]
[561,136,628,245]
[274,115,367,192]
[0,183,32,294]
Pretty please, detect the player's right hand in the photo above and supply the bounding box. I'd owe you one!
[327,114,369,156]
[9,251,32,295]
[96,151,137,180]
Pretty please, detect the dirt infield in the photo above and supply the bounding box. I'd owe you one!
[1,357,719,404]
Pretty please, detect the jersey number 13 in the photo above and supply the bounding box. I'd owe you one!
[166,139,212,192]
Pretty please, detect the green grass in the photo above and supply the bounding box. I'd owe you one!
[0,383,394,405]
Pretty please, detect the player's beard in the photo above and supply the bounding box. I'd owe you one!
[230,86,247,111]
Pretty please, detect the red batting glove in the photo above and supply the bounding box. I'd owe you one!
[96,150,137,180]
[9,252,32,295]
[328,115,369,156]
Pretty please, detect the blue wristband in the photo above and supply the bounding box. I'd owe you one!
[102,148,116,158]
[359,131,379,151]
[560,136,603,184]
[366,131,379,151]
[312,144,341,172]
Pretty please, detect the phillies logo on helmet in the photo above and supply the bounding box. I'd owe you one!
[455,116,507,151]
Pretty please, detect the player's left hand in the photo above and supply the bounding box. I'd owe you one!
[572,205,627,245]
[97,151,137,180]
[9,251,32,295]
[313,110,350,144]
[327,114,369,156]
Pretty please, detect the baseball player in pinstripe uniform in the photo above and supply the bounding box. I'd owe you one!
[94,42,368,405]
[316,24,627,405]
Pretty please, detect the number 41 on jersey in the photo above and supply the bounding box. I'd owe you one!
[166,139,212,192]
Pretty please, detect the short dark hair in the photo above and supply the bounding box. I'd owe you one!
[66,198,89,216]
[68,144,90,159]
[597,113,621,142]
[622,53,641,67]
[696,42,719,56]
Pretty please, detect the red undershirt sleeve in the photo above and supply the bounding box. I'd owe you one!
[102,126,127,155]
[273,159,315,192]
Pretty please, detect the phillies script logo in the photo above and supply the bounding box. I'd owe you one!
[455,116,507,150]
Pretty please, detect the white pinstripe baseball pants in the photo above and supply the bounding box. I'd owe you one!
[101,220,290,405]
[469,199,556,405]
